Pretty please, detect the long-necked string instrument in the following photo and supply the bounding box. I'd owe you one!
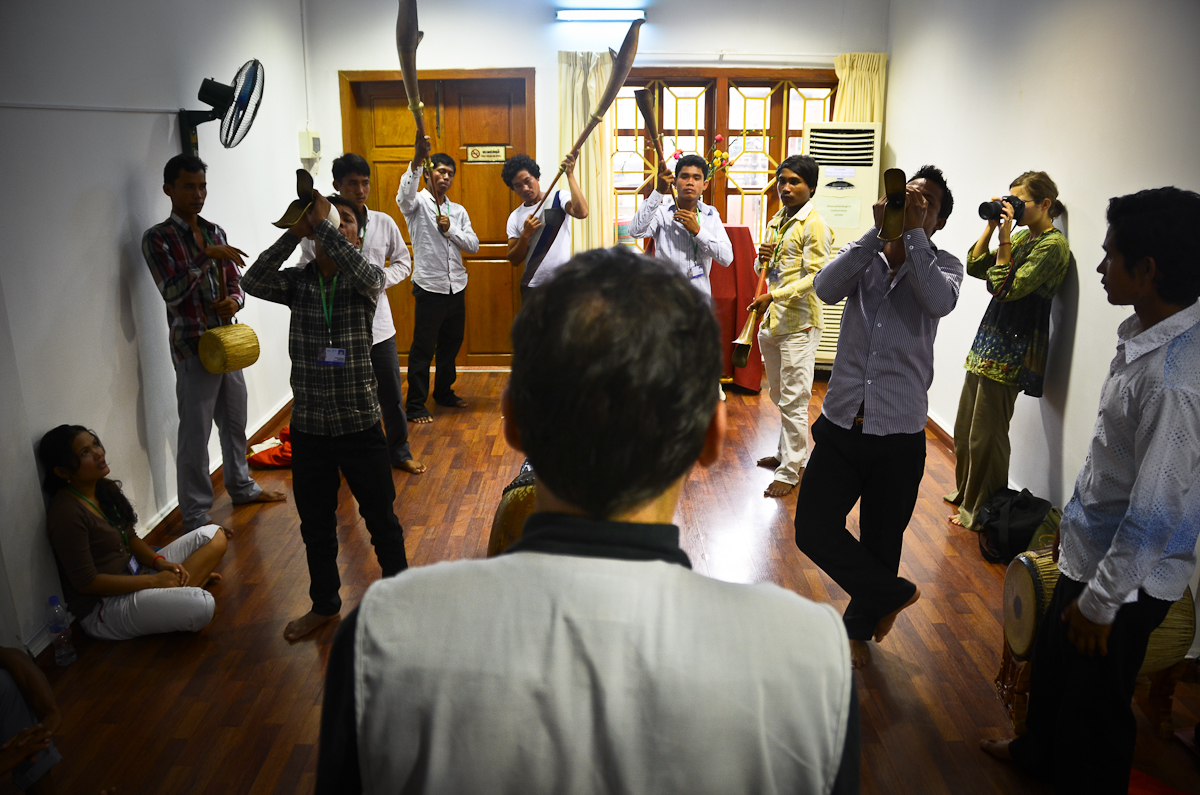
[731,226,783,369]
[396,0,442,217]
[529,19,644,216]
[633,89,677,205]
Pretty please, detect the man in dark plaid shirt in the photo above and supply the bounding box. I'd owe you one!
[142,155,285,533]
[242,191,408,641]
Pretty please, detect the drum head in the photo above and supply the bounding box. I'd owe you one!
[1003,555,1041,660]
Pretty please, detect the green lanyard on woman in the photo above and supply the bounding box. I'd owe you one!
[68,486,130,554]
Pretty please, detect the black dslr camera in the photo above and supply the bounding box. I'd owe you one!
[978,195,1025,222]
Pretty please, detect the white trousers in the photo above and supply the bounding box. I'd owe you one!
[758,325,819,485]
[81,526,219,641]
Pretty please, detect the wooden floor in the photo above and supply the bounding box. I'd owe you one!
[25,372,1200,794]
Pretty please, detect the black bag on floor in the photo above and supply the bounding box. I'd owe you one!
[977,488,1053,564]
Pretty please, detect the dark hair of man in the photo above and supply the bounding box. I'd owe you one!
[163,154,207,186]
[38,425,138,529]
[328,194,366,232]
[509,247,722,519]
[777,155,819,194]
[430,153,456,173]
[911,164,954,220]
[501,154,540,188]
[675,154,709,179]
[331,153,371,183]
[1107,186,1200,306]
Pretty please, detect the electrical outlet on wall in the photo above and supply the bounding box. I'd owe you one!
[299,129,321,174]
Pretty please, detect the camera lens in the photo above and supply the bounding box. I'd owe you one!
[978,200,1004,220]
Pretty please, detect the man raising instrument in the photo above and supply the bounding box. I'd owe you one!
[628,154,732,299]
[503,153,589,301]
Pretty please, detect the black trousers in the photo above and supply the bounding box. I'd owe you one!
[290,423,408,616]
[1009,575,1172,793]
[405,284,465,417]
[794,414,925,640]
[369,336,412,464]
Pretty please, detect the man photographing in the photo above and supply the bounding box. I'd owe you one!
[242,191,408,642]
[629,153,733,298]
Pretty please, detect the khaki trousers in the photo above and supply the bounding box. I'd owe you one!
[946,371,1020,529]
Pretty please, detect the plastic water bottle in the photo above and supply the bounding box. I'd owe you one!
[46,596,76,666]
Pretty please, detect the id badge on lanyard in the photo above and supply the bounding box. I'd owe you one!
[317,272,347,366]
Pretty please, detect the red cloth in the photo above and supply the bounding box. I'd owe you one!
[247,426,291,468]
[709,225,764,392]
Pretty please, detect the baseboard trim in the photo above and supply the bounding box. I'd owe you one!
[926,415,954,454]
[142,396,294,541]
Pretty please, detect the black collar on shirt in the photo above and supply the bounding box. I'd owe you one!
[506,512,692,568]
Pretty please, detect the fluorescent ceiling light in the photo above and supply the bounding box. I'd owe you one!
[556,9,646,21]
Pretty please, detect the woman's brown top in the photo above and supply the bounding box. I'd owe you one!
[46,489,131,618]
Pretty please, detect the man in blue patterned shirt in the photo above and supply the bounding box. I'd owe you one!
[242,192,408,641]
[983,187,1200,793]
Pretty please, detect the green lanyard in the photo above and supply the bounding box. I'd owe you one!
[318,272,339,341]
[68,486,130,554]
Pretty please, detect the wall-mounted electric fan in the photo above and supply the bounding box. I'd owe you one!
[178,59,265,157]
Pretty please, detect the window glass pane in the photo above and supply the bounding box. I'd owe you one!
[729,86,770,131]
[787,136,803,157]
[665,134,702,159]
[663,85,705,131]
[799,87,833,100]
[805,98,829,125]
[615,87,638,131]
[726,194,765,243]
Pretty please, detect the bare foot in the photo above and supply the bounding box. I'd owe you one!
[850,639,871,669]
[764,480,794,498]
[442,397,468,408]
[283,610,338,641]
[410,415,433,424]
[202,572,223,588]
[219,525,234,540]
[979,738,1014,761]
[873,586,921,642]
[396,459,427,474]
[756,456,781,470]
[240,489,286,504]
[948,514,965,526]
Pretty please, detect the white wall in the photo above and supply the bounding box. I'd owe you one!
[884,0,1200,506]
[301,0,889,194]
[0,0,311,650]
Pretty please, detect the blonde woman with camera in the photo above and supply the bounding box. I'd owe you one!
[946,171,1070,529]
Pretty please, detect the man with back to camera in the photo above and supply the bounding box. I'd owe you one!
[502,152,589,301]
[629,153,733,297]
[142,155,285,532]
[747,154,833,499]
[396,133,479,424]
[795,166,963,670]
[314,247,860,794]
[981,187,1200,793]
[300,153,425,472]
[241,191,408,642]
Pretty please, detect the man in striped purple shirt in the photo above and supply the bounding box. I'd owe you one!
[795,166,963,669]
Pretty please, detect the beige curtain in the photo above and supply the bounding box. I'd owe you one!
[832,53,888,123]
[558,51,615,252]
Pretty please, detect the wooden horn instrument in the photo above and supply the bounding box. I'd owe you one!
[731,263,770,369]
[396,0,442,214]
[634,89,676,203]
[531,19,644,215]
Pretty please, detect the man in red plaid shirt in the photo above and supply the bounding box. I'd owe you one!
[142,155,284,531]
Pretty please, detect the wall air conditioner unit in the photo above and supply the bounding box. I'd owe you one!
[802,121,882,368]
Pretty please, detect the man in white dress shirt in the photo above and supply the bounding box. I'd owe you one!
[396,135,480,424]
[629,153,733,298]
[300,153,425,473]
[982,187,1200,793]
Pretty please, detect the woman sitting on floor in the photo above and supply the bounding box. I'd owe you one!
[39,424,231,641]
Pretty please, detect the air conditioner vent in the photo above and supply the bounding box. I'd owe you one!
[806,128,878,167]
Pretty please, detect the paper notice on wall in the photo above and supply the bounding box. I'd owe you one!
[815,196,862,227]
[825,166,856,179]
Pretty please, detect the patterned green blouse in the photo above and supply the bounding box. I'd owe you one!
[964,227,1070,396]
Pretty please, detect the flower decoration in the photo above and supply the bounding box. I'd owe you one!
[705,137,731,179]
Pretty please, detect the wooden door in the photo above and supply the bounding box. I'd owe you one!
[340,69,535,367]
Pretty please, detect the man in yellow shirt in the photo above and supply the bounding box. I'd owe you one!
[749,155,832,498]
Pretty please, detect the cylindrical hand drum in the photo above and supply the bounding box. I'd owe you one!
[199,323,260,374]
[1003,549,1195,673]
[487,469,536,557]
